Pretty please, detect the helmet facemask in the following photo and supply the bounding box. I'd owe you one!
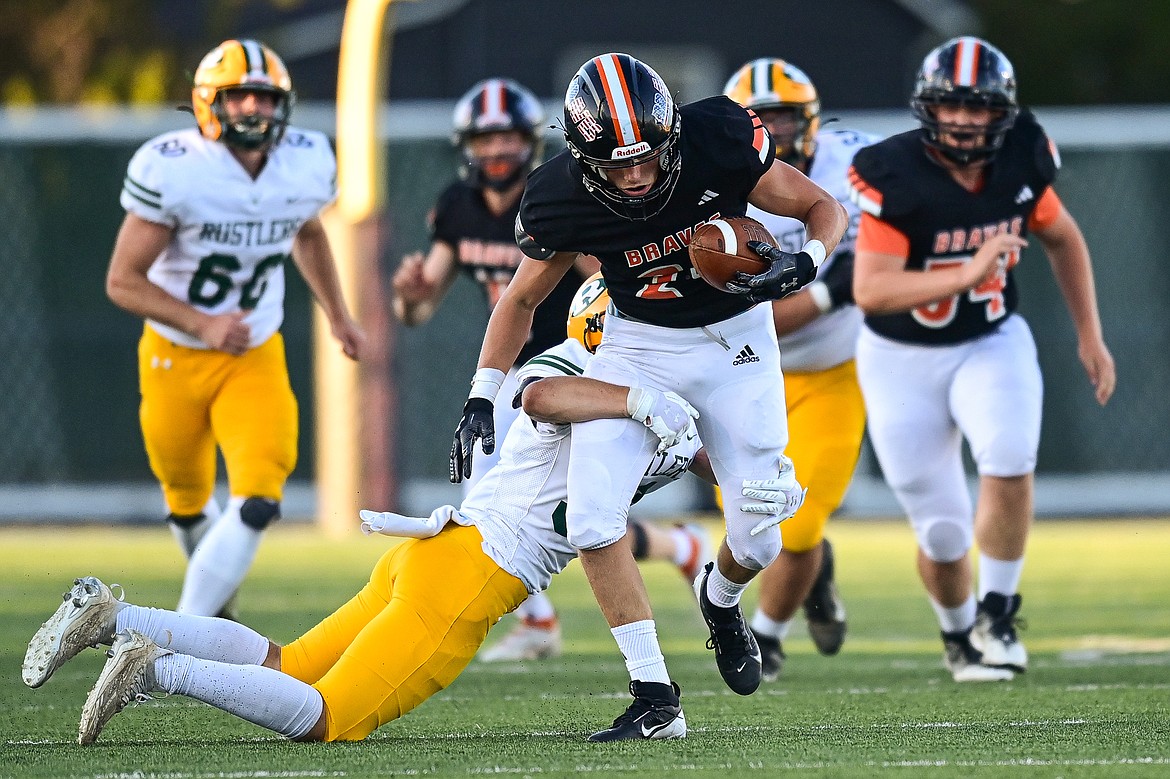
[213,85,293,150]
[911,37,1019,167]
[723,58,820,168]
[452,78,545,191]
[563,53,683,221]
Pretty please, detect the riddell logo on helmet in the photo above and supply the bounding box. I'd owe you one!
[612,142,651,160]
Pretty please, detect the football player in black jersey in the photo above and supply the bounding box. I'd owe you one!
[393,79,600,662]
[849,37,1115,683]
[449,53,847,741]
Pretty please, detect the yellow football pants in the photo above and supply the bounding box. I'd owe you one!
[138,326,297,515]
[280,523,529,741]
[715,359,866,552]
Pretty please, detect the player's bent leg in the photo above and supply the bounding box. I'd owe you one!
[312,525,527,741]
[178,496,280,616]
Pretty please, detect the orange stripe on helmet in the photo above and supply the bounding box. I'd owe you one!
[594,54,641,145]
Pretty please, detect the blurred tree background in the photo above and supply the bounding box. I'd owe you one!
[1,0,1168,106]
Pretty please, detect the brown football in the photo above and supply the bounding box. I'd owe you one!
[688,216,775,293]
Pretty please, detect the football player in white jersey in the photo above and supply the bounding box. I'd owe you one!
[105,39,365,618]
[23,276,795,745]
[723,59,878,679]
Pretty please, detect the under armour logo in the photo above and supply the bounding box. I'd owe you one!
[1015,185,1034,204]
[697,189,719,205]
[732,344,760,366]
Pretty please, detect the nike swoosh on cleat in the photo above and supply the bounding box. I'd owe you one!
[641,720,671,738]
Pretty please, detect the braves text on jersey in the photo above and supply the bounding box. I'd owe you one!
[848,110,1059,345]
[516,96,775,329]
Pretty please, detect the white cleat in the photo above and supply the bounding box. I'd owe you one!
[23,576,121,688]
[479,618,563,662]
[942,630,1014,683]
[78,630,168,745]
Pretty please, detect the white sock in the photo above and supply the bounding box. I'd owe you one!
[750,610,791,641]
[670,527,695,567]
[929,594,977,634]
[514,591,557,623]
[155,653,322,740]
[117,605,269,665]
[611,620,670,684]
[977,553,1024,600]
[178,497,262,616]
[168,497,222,559]
[705,562,748,608]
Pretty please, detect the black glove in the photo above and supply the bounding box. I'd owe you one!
[725,240,818,303]
[822,250,855,308]
[449,397,495,483]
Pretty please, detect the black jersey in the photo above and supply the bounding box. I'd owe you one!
[516,96,775,328]
[431,180,580,364]
[849,109,1059,345]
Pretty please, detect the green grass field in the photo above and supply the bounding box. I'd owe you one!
[3,517,1168,778]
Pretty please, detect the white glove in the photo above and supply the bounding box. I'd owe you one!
[626,387,700,453]
[741,456,807,536]
[359,505,458,538]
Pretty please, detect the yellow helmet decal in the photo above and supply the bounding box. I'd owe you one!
[566,271,609,354]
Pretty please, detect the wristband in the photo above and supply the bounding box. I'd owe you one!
[807,281,833,314]
[626,386,652,421]
[469,367,506,402]
[801,239,827,268]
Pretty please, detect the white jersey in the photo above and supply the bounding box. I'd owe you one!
[120,126,337,349]
[748,129,879,372]
[456,339,702,594]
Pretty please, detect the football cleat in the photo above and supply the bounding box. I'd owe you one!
[588,680,686,742]
[23,576,122,688]
[693,562,762,695]
[751,628,786,682]
[676,523,714,584]
[78,630,169,745]
[802,538,847,656]
[971,592,1028,672]
[479,616,563,662]
[942,629,1014,683]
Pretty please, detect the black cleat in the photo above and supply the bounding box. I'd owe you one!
[588,680,686,742]
[802,538,847,655]
[751,629,786,682]
[972,592,1028,672]
[693,562,762,695]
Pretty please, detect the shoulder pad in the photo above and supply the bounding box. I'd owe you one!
[1013,110,1059,184]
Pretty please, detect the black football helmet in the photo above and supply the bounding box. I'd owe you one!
[911,36,1019,166]
[562,53,682,220]
[452,78,544,190]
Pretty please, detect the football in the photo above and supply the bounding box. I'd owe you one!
[688,216,775,293]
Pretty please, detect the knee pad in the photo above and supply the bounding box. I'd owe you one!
[166,511,206,529]
[240,497,281,530]
[724,523,782,571]
[914,516,971,563]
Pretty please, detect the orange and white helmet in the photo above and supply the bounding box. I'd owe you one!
[723,58,820,165]
[191,39,295,149]
[566,272,608,354]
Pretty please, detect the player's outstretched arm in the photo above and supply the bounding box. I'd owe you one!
[291,216,365,360]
